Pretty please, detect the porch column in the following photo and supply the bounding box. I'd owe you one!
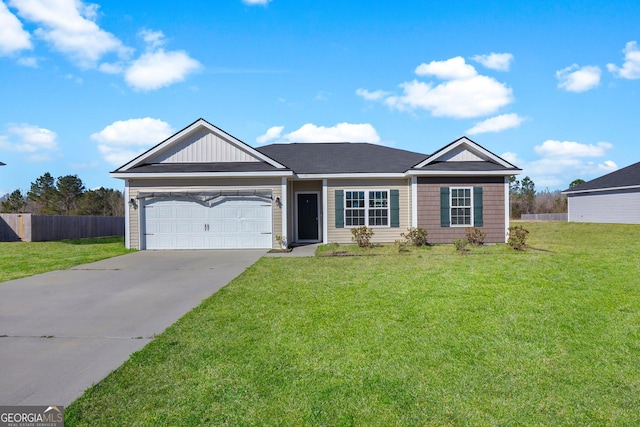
[281,177,288,247]
[124,180,130,249]
[322,179,328,244]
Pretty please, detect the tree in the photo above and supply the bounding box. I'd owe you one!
[78,187,124,216]
[28,172,59,214]
[1,189,27,213]
[56,174,85,214]
[569,178,586,189]
[520,176,536,215]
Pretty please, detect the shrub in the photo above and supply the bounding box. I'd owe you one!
[395,239,409,253]
[465,227,486,246]
[453,238,468,253]
[507,226,529,250]
[400,226,429,246]
[351,226,374,248]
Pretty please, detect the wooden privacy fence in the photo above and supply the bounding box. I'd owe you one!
[0,214,124,242]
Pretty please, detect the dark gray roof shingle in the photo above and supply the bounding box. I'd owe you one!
[411,161,515,172]
[257,143,428,174]
[564,161,640,192]
[124,162,284,173]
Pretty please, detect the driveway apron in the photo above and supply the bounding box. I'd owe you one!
[0,250,265,406]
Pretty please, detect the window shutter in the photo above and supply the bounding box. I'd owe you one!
[440,187,450,227]
[473,187,483,227]
[390,189,400,228]
[335,190,344,228]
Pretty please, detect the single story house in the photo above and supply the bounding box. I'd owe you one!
[563,161,640,224]
[111,118,521,250]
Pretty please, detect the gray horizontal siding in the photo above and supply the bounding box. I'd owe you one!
[568,190,640,223]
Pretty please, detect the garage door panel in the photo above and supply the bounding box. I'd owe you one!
[144,196,272,249]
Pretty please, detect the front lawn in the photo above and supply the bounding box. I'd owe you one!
[67,222,640,425]
[0,236,133,283]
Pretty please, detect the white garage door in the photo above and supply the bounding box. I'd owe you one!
[143,197,272,249]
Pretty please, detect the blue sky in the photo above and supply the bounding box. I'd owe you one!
[1,0,640,195]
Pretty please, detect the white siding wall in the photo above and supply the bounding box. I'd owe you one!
[568,190,640,224]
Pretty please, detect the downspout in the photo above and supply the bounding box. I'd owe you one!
[411,176,418,227]
[504,176,510,243]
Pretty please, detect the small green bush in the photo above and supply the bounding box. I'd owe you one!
[465,227,486,246]
[507,226,529,250]
[453,238,469,253]
[395,239,409,253]
[400,226,429,247]
[351,226,374,248]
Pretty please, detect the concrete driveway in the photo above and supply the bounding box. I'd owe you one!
[0,250,265,406]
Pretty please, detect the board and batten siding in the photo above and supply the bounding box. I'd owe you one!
[568,189,640,224]
[151,130,259,163]
[417,176,506,243]
[127,178,282,249]
[327,178,411,244]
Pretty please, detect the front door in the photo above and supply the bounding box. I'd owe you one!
[297,193,319,241]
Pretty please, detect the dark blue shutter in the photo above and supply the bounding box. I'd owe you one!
[440,187,450,227]
[473,187,483,227]
[390,189,400,228]
[335,190,344,228]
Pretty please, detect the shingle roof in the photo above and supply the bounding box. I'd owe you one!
[257,143,428,174]
[123,162,284,173]
[564,160,640,193]
[411,161,514,172]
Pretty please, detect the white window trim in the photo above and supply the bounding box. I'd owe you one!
[450,186,474,227]
[344,189,391,228]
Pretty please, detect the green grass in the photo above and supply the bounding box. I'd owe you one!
[0,236,133,283]
[66,222,640,426]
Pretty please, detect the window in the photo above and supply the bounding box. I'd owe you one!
[345,191,365,226]
[450,187,472,226]
[345,190,389,227]
[368,191,388,226]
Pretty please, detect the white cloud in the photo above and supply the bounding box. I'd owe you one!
[242,0,271,5]
[384,76,513,118]
[258,123,381,144]
[9,0,129,68]
[124,49,202,91]
[361,56,514,119]
[17,56,38,67]
[0,124,59,162]
[355,88,391,101]
[91,118,174,165]
[139,29,165,50]
[471,53,514,71]
[285,123,380,143]
[466,113,527,135]
[415,56,477,80]
[534,140,612,158]
[607,41,640,79]
[256,126,284,144]
[0,1,32,55]
[510,139,617,189]
[556,64,601,92]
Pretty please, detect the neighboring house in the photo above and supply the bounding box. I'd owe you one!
[563,161,640,224]
[111,118,521,250]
